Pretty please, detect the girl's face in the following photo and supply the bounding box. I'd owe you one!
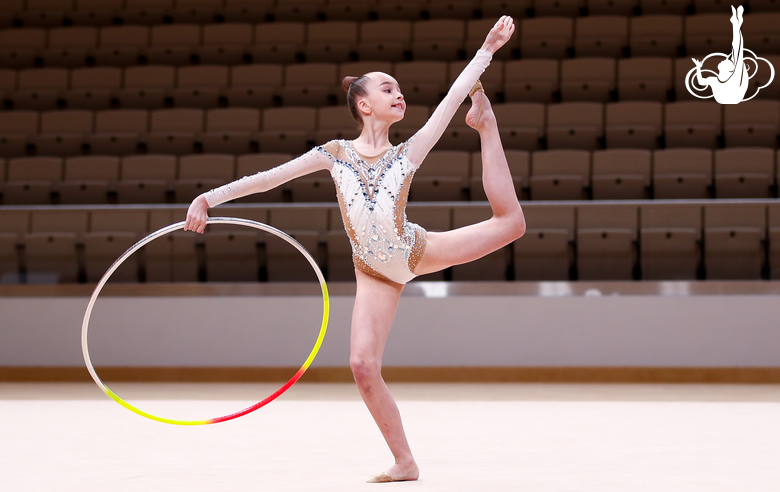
[358,72,406,125]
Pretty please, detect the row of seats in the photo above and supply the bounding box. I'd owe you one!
[1,13,778,68]
[1,101,777,158]
[2,57,777,111]
[2,147,779,207]
[1,201,778,283]
[3,0,780,28]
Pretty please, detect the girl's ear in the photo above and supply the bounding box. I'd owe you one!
[357,98,371,116]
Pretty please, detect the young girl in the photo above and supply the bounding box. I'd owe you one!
[185,16,525,483]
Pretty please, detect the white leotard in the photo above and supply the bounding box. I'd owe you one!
[204,49,492,284]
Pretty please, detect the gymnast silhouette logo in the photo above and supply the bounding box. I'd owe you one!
[685,5,774,104]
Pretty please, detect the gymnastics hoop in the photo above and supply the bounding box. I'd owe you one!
[81,217,330,426]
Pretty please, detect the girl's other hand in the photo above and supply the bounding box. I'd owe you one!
[184,194,209,234]
[480,16,515,55]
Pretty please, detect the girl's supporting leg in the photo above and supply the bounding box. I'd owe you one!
[413,90,526,276]
[351,268,419,482]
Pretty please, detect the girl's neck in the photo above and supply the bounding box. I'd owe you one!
[353,118,392,154]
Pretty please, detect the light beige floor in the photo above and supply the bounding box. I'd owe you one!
[3,383,780,491]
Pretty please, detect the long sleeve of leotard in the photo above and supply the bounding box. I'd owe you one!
[405,48,492,168]
[203,147,330,208]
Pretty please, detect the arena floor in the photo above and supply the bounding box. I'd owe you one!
[3,382,780,491]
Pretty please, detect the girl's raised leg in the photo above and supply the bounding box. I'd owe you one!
[413,88,526,276]
[351,268,419,483]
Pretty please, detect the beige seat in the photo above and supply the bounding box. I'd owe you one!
[410,150,470,201]
[35,109,93,156]
[448,59,503,101]
[322,0,371,22]
[222,0,273,23]
[269,206,329,231]
[629,15,683,57]
[116,154,175,204]
[434,105,480,152]
[40,26,96,68]
[560,58,616,102]
[451,205,509,280]
[520,17,574,59]
[388,104,429,145]
[118,65,175,110]
[69,0,122,27]
[0,110,37,157]
[169,231,202,282]
[480,0,532,19]
[411,19,465,61]
[592,149,651,199]
[470,150,530,201]
[83,231,139,283]
[289,170,337,202]
[280,63,338,107]
[574,15,628,58]
[704,203,766,280]
[714,148,775,199]
[357,20,412,62]
[0,28,45,69]
[394,61,448,106]
[325,229,355,281]
[174,154,234,204]
[653,148,713,199]
[0,231,20,283]
[747,54,780,100]
[672,56,703,101]
[30,208,89,235]
[743,12,780,56]
[21,232,79,283]
[225,64,281,108]
[723,100,780,148]
[121,0,167,26]
[197,23,252,65]
[617,57,672,102]
[530,150,590,200]
[146,24,201,66]
[258,107,315,154]
[640,203,701,280]
[535,0,584,16]
[201,108,260,154]
[251,22,304,64]
[93,26,148,67]
[605,101,662,149]
[427,0,480,19]
[11,68,68,111]
[263,229,321,281]
[59,155,119,204]
[233,153,290,203]
[372,0,423,21]
[315,106,359,143]
[685,13,732,57]
[65,67,122,111]
[87,109,148,156]
[493,102,545,151]
[769,202,780,279]
[577,204,638,280]
[513,205,575,281]
[204,229,261,282]
[546,102,604,150]
[146,108,203,155]
[664,101,722,149]
[504,60,559,104]
[2,157,61,205]
[166,0,218,24]
[171,65,228,108]
[304,21,358,63]
[0,68,15,99]
[639,0,690,14]
[270,0,322,22]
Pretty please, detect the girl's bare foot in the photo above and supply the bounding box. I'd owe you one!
[465,81,495,132]
[366,463,419,483]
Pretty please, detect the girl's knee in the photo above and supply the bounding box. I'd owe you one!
[350,355,381,383]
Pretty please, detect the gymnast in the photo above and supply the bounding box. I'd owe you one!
[184,15,525,483]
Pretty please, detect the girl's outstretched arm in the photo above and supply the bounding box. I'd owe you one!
[405,16,515,167]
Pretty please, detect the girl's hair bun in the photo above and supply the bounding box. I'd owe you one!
[342,75,358,93]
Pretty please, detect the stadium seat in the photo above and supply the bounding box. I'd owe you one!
[546,102,604,150]
[435,105,480,151]
[225,63,281,108]
[605,101,663,149]
[270,0,322,22]
[629,15,683,57]
[82,231,139,282]
[325,229,355,281]
[322,0,372,22]
[304,21,357,63]
[21,232,79,283]
[59,155,119,204]
[0,232,20,284]
[513,205,575,281]
[577,204,638,280]
[201,107,260,154]
[0,28,45,69]
[411,19,465,61]
[204,229,261,282]
[280,62,338,107]
[704,203,766,280]
[171,65,228,108]
[393,61,447,105]
[639,0,690,14]
[116,154,175,204]
[427,0,480,19]
[448,59,503,101]
[263,229,321,281]
[372,0,424,21]
[470,150,530,201]
[233,153,289,202]
[493,102,545,151]
[69,0,122,28]
[93,26,148,67]
[520,17,574,59]
[574,15,628,58]
[535,0,585,16]
[222,0,272,24]
[587,0,637,16]
[713,148,775,199]
[11,67,68,111]
[503,59,559,104]
[591,149,652,199]
[0,110,38,157]
[664,101,722,149]
[617,57,673,102]
[174,154,234,203]
[167,0,219,24]
[685,12,732,57]
[451,205,509,280]
[196,23,252,65]
[40,26,96,68]
[64,67,121,110]
[120,0,167,26]
[315,106,359,143]
[258,107,315,154]
[357,20,411,62]
[640,202,701,280]
[653,148,713,199]
[743,12,780,55]
[410,150,470,201]
[87,108,148,156]
[388,104,429,144]
[289,168,336,202]
[19,0,70,28]
[560,57,616,103]
[146,24,200,66]
[723,100,780,148]
[769,202,780,279]
[35,109,93,156]
[2,156,61,205]
[251,22,304,64]
[146,108,203,155]
[170,231,201,282]
[118,65,175,110]
[530,150,590,200]
[480,0,530,19]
